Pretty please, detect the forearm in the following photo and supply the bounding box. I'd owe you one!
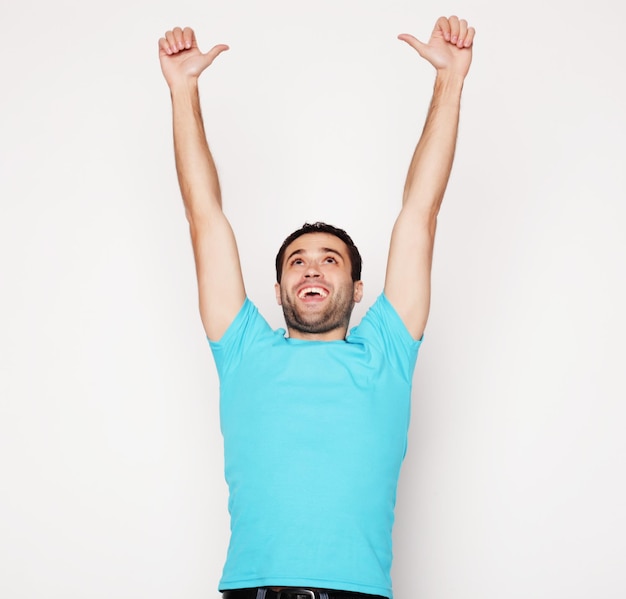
[402,72,464,219]
[171,80,223,223]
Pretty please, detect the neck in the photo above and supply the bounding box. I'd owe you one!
[286,325,348,341]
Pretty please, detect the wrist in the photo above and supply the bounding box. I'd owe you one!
[169,77,200,99]
[434,70,465,91]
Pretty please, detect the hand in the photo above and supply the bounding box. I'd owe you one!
[398,16,475,79]
[158,27,229,90]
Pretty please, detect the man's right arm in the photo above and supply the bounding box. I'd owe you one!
[159,27,245,341]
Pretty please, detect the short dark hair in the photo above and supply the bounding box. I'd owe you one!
[275,222,362,283]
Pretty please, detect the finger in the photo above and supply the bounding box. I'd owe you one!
[172,27,185,51]
[183,27,195,50]
[200,44,230,68]
[158,36,172,56]
[435,16,451,42]
[165,30,180,53]
[397,33,427,56]
[457,19,468,48]
[464,27,476,48]
[448,15,460,45]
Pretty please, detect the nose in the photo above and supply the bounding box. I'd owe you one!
[304,265,321,278]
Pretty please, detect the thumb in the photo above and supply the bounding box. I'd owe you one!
[397,34,427,58]
[200,44,230,68]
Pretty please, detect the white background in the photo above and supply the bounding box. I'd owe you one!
[1,1,625,598]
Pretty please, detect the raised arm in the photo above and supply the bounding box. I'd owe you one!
[159,27,246,341]
[385,16,475,340]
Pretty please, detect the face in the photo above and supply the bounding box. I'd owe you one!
[275,232,363,339]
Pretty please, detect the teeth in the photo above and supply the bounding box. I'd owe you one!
[298,287,328,299]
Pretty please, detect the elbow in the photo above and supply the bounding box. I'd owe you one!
[398,205,439,238]
[185,204,221,228]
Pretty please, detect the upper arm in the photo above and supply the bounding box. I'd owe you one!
[384,206,436,340]
[189,212,246,341]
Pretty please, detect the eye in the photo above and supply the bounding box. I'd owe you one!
[291,258,304,266]
[324,257,337,264]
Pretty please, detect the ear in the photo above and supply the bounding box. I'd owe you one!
[353,280,364,303]
[275,282,282,305]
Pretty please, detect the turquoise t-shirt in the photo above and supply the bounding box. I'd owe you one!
[209,294,421,599]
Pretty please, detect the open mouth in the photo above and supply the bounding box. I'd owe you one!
[297,286,329,299]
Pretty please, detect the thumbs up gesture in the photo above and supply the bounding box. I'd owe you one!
[398,16,475,79]
[159,27,229,90]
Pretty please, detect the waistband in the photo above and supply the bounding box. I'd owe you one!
[222,588,388,599]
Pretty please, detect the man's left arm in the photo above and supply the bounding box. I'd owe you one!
[385,15,475,340]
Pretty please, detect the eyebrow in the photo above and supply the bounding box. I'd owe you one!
[285,247,345,264]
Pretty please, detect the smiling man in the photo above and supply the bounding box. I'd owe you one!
[274,226,363,339]
[159,15,474,599]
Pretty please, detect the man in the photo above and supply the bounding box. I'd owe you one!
[158,15,474,599]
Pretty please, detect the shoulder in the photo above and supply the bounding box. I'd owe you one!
[209,298,280,375]
[348,293,422,369]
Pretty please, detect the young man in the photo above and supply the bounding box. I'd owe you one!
[159,15,474,599]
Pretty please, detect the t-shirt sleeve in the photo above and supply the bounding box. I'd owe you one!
[348,293,422,380]
[208,298,274,379]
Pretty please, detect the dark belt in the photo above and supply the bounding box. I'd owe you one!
[222,588,387,599]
